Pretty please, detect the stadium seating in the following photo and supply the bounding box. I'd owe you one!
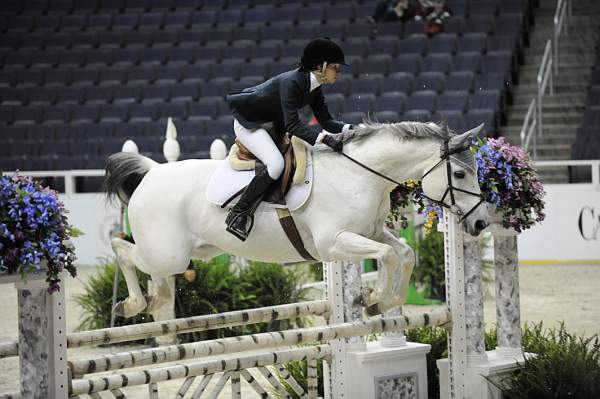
[0,0,529,171]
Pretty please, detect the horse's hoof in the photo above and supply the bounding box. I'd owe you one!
[365,303,382,317]
[113,298,146,318]
[112,301,126,317]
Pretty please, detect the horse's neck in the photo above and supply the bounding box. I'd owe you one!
[343,135,440,184]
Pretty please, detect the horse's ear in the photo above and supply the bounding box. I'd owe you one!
[449,123,484,151]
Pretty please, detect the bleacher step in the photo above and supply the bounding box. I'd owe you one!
[512,93,585,106]
[513,83,589,95]
[523,55,596,68]
[499,123,577,136]
[516,71,592,85]
[509,102,584,113]
[507,112,581,125]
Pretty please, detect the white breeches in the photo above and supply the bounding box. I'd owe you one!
[233,119,285,179]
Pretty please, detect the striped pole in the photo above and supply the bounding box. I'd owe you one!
[69,308,451,376]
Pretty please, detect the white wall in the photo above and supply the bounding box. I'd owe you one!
[518,184,600,264]
[60,194,120,266]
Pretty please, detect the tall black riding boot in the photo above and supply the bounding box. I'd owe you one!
[226,167,276,241]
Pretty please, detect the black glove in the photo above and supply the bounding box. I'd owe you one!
[322,135,344,152]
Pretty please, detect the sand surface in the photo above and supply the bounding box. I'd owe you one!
[0,264,598,397]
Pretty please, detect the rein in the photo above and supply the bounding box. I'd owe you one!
[340,139,484,223]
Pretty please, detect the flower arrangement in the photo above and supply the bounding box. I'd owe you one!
[0,173,80,292]
[471,136,545,232]
[389,137,545,234]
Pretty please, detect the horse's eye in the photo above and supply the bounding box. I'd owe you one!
[453,170,465,179]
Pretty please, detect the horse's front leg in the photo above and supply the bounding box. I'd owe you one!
[326,230,401,316]
[371,229,416,316]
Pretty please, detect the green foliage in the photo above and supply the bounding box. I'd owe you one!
[75,257,309,344]
[494,323,600,399]
[413,229,446,300]
[73,258,151,333]
[278,356,325,399]
[405,326,449,399]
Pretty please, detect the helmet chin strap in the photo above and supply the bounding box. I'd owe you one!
[314,61,328,84]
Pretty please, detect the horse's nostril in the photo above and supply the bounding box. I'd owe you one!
[474,220,487,231]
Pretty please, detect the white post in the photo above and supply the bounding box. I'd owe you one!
[323,260,364,399]
[14,277,68,399]
[443,213,468,399]
[463,237,487,363]
[493,230,522,357]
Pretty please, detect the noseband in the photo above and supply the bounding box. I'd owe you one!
[340,139,484,223]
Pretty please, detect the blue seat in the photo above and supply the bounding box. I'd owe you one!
[244,8,271,26]
[398,34,427,55]
[415,72,445,93]
[42,105,71,125]
[444,16,465,34]
[70,104,100,124]
[451,52,481,72]
[463,16,494,34]
[164,11,190,28]
[297,7,325,25]
[445,71,475,92]
[344,94,376,114]
[261,25,290,43]
[157,103,188,122]
[100,104,129,123]
[374,92,407,114]
[129,103,158,122]
[384,72,415,94]
[127,66,157,85]
[141,85,170,104]
[481,51,513,80]
[344,37,368,58]
[271,7,298,25]
[389,55,420,75]
[420,53,452,74]
[200,80,230,98]
[324,93,344,117]
[406,90,437,112]
[374,111,400,123]
[436,110,465,131]
[368,36,401,58]
[469,90,501,111]
[61,14,88,31]
[350,75,383,96]
[138,12,165,29]
[216,9,244,27]
[190,10,217,27]
[87,13,113,30]
[465,109,496,137]
[28,87,57,106]
[181,64,212,84]
[113,13,139,30]
[469,0,499,16]
[341,111,367,124]
[155,65,184,85]
[84,86,114,104]
[437,91,469,112]
[98,68,128,86]
[188,99,220,119]
[171,84,199,103]
[457,33,487,53]
[56,87,86,104]
[358,55,390,77]
[402,109,431,122]
[314,22,347,41]
[113,85,142,104]
[428,33,458,54]
[474,74,506,92]
[404,20,425,35]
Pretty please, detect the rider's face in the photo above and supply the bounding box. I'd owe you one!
[324,63,340,84]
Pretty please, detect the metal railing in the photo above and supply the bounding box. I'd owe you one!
[520,98,538,158]
[537,39,554,139]
[553,0,569,75]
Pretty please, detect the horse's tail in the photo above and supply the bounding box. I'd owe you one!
[104,152,158,206]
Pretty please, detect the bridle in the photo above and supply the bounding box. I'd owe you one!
[340,138,484,223]
[418,139,484,223]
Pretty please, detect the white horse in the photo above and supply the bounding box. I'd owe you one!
[105,121,489,318]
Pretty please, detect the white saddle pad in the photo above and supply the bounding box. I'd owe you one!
[206,150,314,212]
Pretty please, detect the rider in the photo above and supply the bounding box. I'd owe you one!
[225,37,353,241]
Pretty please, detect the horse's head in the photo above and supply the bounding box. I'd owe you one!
[420,123,489,236]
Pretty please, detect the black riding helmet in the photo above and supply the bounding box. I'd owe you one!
[299,38,347,71]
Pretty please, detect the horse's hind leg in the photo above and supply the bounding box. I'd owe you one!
[111,237,148,318]
[146,276,173,314]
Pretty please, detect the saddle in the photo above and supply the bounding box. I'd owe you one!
[224,135,315,261]
[227,135,308,205]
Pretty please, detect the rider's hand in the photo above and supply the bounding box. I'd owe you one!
[322,134,344,153]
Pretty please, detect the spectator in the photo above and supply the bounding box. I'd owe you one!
[368,0,415,23]
[414,0,451,36]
